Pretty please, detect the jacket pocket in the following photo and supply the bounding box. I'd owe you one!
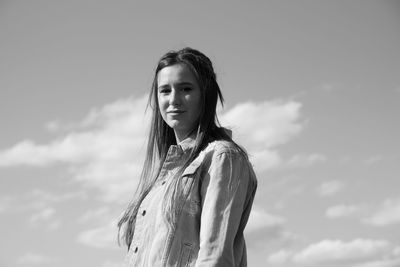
[182,159,202,177]
[180,159,202,199]
[177,242,193,267]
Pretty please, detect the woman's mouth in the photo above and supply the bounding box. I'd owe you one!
[167,110,185,114]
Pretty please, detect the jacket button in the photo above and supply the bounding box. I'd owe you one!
[134,246,138,253]
[142,210,146,216]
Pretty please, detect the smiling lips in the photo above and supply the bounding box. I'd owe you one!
[167,110,185,114]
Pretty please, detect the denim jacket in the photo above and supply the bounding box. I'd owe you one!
[123,137,257,267]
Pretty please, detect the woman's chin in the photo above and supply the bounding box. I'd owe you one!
[167,121,180,129]
[167,120,185,129]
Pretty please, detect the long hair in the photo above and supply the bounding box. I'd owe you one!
[118,47,245,249]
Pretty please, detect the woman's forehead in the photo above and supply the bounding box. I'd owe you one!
[157,64,198,87]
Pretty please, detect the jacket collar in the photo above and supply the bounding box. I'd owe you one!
[177,135,196,153]
[175,127,232,154]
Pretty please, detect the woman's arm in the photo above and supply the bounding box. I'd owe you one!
[195,150,256,267]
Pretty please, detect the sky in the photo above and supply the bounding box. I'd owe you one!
[1,1,400,266]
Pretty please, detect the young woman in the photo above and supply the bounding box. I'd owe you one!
[118,47,257,267]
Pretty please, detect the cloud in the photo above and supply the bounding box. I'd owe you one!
[244,205,298,249]
[0,95,149,167]
[77,207,111,224]
[102,261,123,267]
[76,201,125,250]
[220,100,303,173]
[293,239,390,265]
[0,95,149,203]
[0,189,86,231]
[363,198,400,226]
[245,206,286,235]
[317,180,345,197]
[267,241,400,267]
[0,95,304,203]
[0,196,13,213]
[221,100,302,149]
[28,206,61,230]
[267,249,292,264]
[326,204,362,218]
[352,258,400,267]
[16,252,56,265]
[320,83,336,92]
[350,246,400,267]
[28,189,88,206]
[44,120,63,132]
[77,220,119,249]
[248,149,282,173]
[364,155,383,165]
[286,153,326,168]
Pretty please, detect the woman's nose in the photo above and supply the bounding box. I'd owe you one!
[169,89,180,106]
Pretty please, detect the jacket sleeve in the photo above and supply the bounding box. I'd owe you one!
[195,150,254,267]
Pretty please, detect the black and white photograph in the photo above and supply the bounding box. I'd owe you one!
[1,1,399,266]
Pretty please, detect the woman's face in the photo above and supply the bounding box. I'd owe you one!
[157,63,202,141]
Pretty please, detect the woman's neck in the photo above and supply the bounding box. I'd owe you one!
[174,130,196,144]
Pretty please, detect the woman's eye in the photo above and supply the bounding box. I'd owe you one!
[182,87,192,92]
[160,88,170,94]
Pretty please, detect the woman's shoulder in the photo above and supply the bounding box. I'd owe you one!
[203,139,247,158]
[199,139,257,185]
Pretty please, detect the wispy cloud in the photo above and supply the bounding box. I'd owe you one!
[28,206,61,230]
[245,205,298,249]
[267,249,292,264]
[267,239,395,266]
[221,100,302,149]
[26,189,85,209]
[0,195,13,213]
[77,220,119,249]
[317,82,346,93]
[16,252,56,265]
[249,149,282,173]
[316,180,345,197]
[352,256,400,267]
[77,207,111,224]
[76,204,124,250]
[286,153,326,168]
[0,189,86,231]
[363,198,400,226]
[0,95,149,203]
[325,204,363,218]
[1,95,306,260]
[221,100,303,173]
[245,206,286,235]
[0,95,304,203]
[102,261,123,267]
[28,189,88,205]
[293,239,390,265]
[0,95,149,167]
[364,155,384,165]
